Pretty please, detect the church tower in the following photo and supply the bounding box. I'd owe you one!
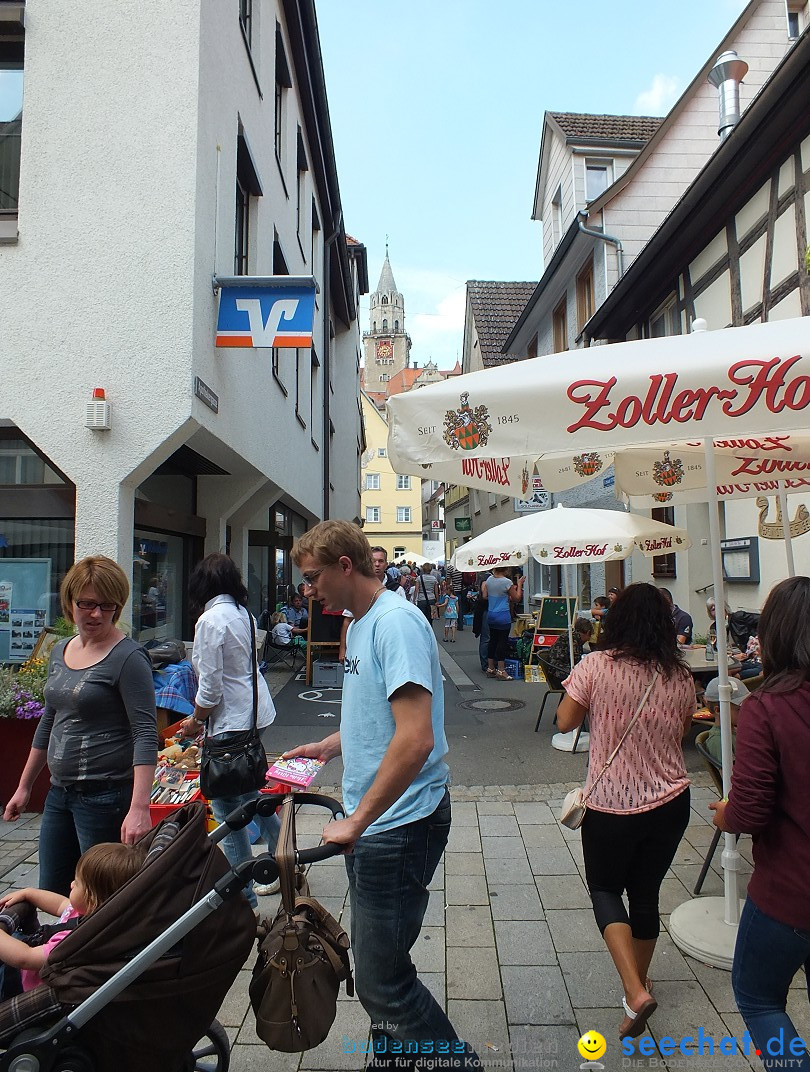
[363,247,411,396]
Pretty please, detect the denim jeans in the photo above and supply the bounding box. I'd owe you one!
[39,780,133,895]
[478,616,490,673]
[210,792,281,910]
[345,789,480,1070]
[732,896,810,1070]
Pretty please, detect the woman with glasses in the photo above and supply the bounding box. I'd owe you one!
[3,556,158,896]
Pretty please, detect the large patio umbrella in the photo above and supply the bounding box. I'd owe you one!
[388,315,810,970]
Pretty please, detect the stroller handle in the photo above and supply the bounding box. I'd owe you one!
[298,842,346,864]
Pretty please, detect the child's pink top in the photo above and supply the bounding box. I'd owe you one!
[21,904,81,991]
[563,651,695,814]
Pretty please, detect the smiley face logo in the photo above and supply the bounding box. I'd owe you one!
[577,1030,606,1061]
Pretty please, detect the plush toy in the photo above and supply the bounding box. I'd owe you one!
[157,743,184,763]
[176,745,200,771]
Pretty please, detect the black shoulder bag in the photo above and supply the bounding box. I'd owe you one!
[200,604,269,799]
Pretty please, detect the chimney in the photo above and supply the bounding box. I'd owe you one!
[707,51,749,140]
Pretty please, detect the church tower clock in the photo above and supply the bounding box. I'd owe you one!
[363,246,411,397]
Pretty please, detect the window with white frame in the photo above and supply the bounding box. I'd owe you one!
[649,296,680,338]
[585,159,612,202]
[397,507,412,523]
[396,475,411,490]
[378,447,387,457]
[551,184,563,247]
[365,506,381,524]
[274,25,291,163]
[365,473,380,490]
[393,546,406,559]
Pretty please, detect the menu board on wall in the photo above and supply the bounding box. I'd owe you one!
[0,560,52,663]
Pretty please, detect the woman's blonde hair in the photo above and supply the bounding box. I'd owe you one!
[292,520,374,578]
[75,842,145,913]
[61,556,130,623]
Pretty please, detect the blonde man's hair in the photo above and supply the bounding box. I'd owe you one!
[61,556,130,624]
[292,520,374,578]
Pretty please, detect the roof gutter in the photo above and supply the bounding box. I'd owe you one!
[577,213,624,280]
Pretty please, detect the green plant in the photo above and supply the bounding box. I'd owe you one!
[692,631,708,646]
[0,657,46,719]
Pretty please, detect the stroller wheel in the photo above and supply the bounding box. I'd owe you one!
[53,1046,96,1072]
[184,1019,230,1072]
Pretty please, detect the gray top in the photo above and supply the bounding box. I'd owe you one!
[33,637,158,787]
[417,571,440,604]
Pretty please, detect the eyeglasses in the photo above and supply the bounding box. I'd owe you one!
[74,600,118,613]
[301,566,329,588]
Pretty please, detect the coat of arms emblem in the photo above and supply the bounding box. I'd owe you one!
[652,492,673,503]
[652,451,685,488]
[521,464,530,497]
[443,393,492,452]
[572,452,603,478]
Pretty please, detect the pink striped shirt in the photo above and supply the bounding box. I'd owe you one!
[563,651,695,814]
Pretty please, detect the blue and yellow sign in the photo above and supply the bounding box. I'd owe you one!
[216,281,316,348]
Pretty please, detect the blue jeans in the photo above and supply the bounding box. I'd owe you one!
[345,790,480,1070]
[478,615,489,672]
[39,780,133,895]
[732,896,810,1070]
[210,793,281,910]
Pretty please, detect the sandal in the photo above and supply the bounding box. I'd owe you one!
[495,670,514,680]
[485,668,497,678]
[619,995,657,1040]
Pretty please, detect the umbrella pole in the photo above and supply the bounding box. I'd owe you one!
[778,481,796,576]
[564,566,575,674]
[669,438,741,970]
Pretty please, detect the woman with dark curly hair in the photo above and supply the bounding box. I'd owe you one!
[711,576,810,1070]
[557,583,695,1041]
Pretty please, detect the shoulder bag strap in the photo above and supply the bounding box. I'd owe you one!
[419,575,430,604]
[275,794,297,913]
[584,669,659,802]
[237,599,259,733]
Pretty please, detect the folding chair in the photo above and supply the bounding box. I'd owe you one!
[693,729,737,895]
[533,655,588,753]
[261,635,305,672]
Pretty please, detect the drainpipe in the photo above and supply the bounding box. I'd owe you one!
[577,212,624,279]
[707,51,749,140]
[322,209,343,521]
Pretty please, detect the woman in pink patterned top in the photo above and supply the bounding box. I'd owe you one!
[558,583,695,1041]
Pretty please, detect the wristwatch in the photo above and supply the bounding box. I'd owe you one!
[192,714,207,726]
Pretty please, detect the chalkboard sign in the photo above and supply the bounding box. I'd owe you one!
[535,597,578,632]
[307,598,344,644]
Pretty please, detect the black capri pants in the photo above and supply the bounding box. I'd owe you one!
[581,788,690,940]
[487,625,510,663]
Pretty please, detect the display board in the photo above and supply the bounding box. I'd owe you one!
[0,559,52,663]
[535,597,578,631]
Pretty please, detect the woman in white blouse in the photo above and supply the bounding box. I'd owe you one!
[179,553,279,908]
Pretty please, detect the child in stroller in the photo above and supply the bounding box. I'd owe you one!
[0,843,144,999]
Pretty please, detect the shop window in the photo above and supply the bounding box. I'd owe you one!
[651,506,677,578]
[0,438,64,485]
[132,531,186,642]
[0,6,24,223]
[576,259,594,332]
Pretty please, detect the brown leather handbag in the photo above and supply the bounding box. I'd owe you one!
[249,795,353,1052]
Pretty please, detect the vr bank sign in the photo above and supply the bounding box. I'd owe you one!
[215,282,316,349]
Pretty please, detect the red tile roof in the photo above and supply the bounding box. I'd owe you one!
[550,112,663,143]
[467,281,538,367]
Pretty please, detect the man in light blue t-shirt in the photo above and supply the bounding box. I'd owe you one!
[286,521,478,1070]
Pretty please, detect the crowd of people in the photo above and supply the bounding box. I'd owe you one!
[0,531,807,1065]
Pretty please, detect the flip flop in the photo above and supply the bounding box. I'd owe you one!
[619,995,658,1040]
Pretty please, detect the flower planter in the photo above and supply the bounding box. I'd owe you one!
[0,718,51,812]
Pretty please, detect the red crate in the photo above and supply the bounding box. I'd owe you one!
[149,772,202,827]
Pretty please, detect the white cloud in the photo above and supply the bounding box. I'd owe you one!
[633,73,681,116]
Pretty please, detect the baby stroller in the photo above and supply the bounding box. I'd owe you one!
[0,792,344,1072]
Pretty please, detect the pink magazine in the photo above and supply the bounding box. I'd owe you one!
[266,757,325,788]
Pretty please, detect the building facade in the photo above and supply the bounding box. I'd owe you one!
[0,0,366,651]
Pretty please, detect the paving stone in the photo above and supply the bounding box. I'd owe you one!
[646,931,696,982]
[480,836,528,861]
[657,875,693,915]
[420,971,446,1011]
[445,851,485,876]
[450,801,479,826]
[229,1043,302,1071]
[447,1000,511,1062]
[477,802,515,815]
[479,814,521,837]
[513,802,557,825]
[446,826,481,853]
[411,926,445,973]
[446,904,495,947]
[494,921,557,966]
[502,966,574,1025]
[557,951,622,1008]
[518,824,567,848]
[672,840,708,868]
[639,979,753,1071]
[422,894,445,927]
[428,863,445,892]
[526,846,579,876]
[687,957,737,1011]
[483,855,535,885]
[447,946,502,999]
[534,874,591,911]
[509,1024,579,1070]
[489,884,545,921]
[216,970,252,1028]
[545,909,603,952]
[446,874,490,905]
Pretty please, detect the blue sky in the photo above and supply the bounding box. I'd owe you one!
[316,0,748,368]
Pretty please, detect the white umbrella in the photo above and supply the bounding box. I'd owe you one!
[388,315,810,970]
[401,551,437,567]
